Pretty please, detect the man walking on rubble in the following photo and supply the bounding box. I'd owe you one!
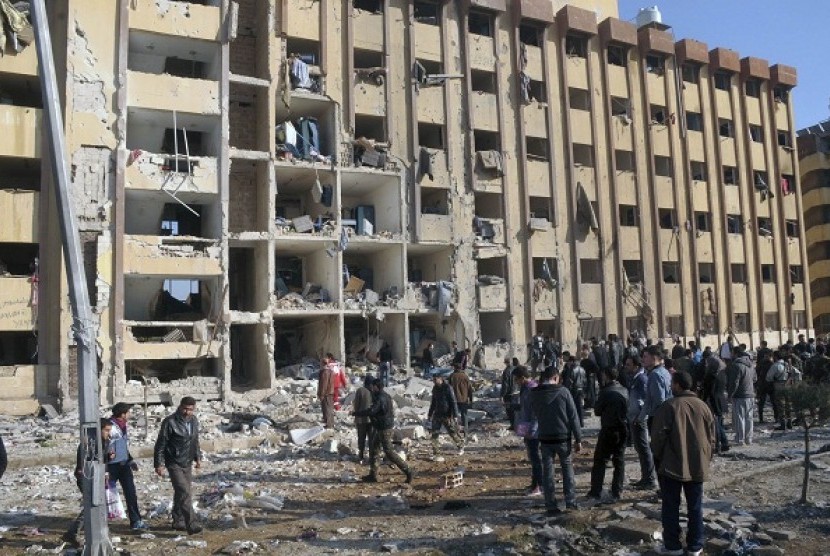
[352,377,413,484]
[588,366,629,501]
[449,363,474,436]
[651,371,716,556]
[353,375,374,464]
[318,353,337,429]
[154,396,203,535]
[531,366,582,515]
[108,402,148,531]
[428,373,465,462]
[625,354,657,490]
[500,357,519,428]
[512,366,542,496]
[726,344,756,446]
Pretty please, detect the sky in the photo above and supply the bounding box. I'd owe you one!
[616,0,830,130]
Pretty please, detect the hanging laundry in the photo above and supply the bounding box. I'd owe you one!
[418,147,434,181]
[290,56,313,89]
[780,177,792,195]
[0,0,33,55]
[576,182,599,232]
[519,71,531,104]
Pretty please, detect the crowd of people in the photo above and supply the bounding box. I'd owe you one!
[10,332,827,553]
[494,331,829,556]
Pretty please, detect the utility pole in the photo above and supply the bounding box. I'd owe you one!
[30,1,113,554]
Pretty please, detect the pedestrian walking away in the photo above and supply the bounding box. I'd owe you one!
[318,353,337,429]
[63,418,114,547]
[530,366,582,515]
[108,402,148,531]
[588,367,629,501]
[427,374,464,461]
[726,344,756,445]
[625,355,656,489]
[352,377,413,484]
[641,346,673,434]
[154,396,204,535]
[511,366,542,496]
[353,374,375,463]
[650,371,715,556]
[449,363,474,436]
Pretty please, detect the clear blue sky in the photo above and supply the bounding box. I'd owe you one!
[617,1,830,129]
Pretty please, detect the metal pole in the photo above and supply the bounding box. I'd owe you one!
[30,2,112,554]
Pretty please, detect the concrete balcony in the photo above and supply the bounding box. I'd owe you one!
[123,235,222,276]
[472,92,499,132]
[569,109,593,145]
[468,34,496,71]
[354,82,386,117]
[530,228,556,257]
[0,365,39,415]
[646,72,665,102]
[286,0,320,40]
[474,217,505,245]
[524,45,543,80]
[419,213,452,243]
[125,153,219,195]
[0,105,41,159]
[608,65,627,98]
[127,70,220,116]
[0,190,38,243]
[566,57,588,89]
[0,277,36,331]
[419,148,449,188]
[353,9,384,51]
[534,287,558,319]
[129,0,222,42]
[0,44,37,76]
[477,283,507,312]
[417,87,445,124]
[523,102,548,139]
[122,321,219,360]
[714,89,732,116]
[414,22,441,60]
[527,159,551,197]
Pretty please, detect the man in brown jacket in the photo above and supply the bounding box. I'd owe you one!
[318,354,337,428]
[650,370,715,556]
[448,364,473,435]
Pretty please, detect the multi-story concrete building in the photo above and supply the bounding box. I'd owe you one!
[0,0,813,414]
[798,119,830,336]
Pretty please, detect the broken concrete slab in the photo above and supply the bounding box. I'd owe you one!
[466,409,487,421]
[602,519,661,543]
[765,529,796,541]
[290,426,326,445]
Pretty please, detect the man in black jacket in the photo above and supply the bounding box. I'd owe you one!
[587,367,629,500]
[352,377,413,484]
[428,374,464,461]
[530,366,582,515]
[154,396,203,535]
[0,434,6,480]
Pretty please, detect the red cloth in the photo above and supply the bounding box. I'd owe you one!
[781,177,791,195]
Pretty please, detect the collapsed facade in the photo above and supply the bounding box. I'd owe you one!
[797,119,830,336]
[0,0,813,414]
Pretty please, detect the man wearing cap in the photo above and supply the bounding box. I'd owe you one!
[352,377,413,484]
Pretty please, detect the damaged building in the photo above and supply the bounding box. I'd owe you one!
[0,0,814,413]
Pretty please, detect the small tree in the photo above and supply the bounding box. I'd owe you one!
[788,383,830,503]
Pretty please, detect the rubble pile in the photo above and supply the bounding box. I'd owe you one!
[529,499,798,556]
[0,367,828,555]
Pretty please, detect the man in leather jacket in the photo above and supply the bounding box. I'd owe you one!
[154,397,203,534]
[352,377,413,484]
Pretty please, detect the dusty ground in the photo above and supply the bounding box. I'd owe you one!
[1,400,829,555]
